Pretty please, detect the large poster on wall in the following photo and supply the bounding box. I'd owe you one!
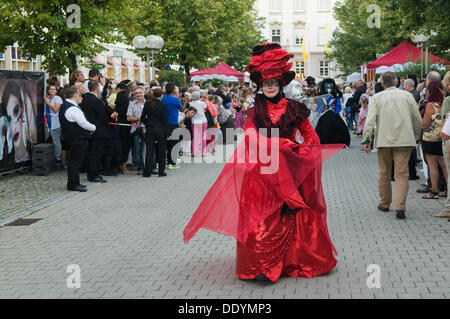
[0,70,45,174]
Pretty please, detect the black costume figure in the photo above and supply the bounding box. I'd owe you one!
[314,79,350,146]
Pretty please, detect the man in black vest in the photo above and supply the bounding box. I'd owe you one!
[59,87,96,192]
[80,80,110,183]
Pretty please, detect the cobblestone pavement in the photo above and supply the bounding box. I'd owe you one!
[0,169,68,223]
[0,135,449,299]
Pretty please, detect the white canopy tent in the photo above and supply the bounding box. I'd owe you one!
[346,72,362,83]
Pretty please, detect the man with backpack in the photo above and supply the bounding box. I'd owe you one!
[216,97,234,145]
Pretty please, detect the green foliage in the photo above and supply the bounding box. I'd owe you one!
[224,15,266,72]
[122,0,262,76]
[0,0,134,75]
[202,78,225,88]
[394,63,447,80]
[157,70,187,87]
[328,0,450,76]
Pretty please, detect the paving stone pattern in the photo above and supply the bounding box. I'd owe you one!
[0,170,68,222]
[0,135,449,299]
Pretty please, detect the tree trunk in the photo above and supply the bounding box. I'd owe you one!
[184,63,190,79]
[68,52,78,81]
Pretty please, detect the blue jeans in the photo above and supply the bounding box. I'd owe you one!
[133,134,145,170]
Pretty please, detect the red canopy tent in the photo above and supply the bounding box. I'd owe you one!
[190,62,244,81]
[366,41,449,70]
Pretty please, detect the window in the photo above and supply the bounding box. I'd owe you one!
[11,46,28,61]
[121,58,128,81]
[272,29,281,43]
[0,52,4,60]
[295,31,305,45]
[295,0,306,11]
[319,0,330,11]
[295,62,305,75]
[320,61,329,77]
[270,0,281,12]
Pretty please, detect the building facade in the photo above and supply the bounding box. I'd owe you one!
[254,0,339,80]
[0,42,149,86]
[76,42,148,86]
[0,44,42,72]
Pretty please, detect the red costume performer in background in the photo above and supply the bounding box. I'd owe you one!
[183,43,344,282]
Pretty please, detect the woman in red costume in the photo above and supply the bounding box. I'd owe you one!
[183,43,344,282]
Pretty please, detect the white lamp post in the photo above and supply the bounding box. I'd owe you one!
[412,33,431,80]
[133,35,164,84]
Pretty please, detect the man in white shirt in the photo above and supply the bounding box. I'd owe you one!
[83,69,106,98]
[59,87,96,192]
[126,86,146,174]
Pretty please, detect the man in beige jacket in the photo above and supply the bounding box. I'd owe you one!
[362,72,422,219]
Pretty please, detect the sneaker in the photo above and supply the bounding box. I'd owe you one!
[167,164,179,170]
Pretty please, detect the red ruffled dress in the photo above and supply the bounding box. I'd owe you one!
[184,96,343,282]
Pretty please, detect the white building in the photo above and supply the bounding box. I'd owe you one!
[254,0,340,80]
[76,42,148,86]
[0,44,42,72]
[0,42,150,86]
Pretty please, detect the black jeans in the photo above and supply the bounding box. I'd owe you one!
[87,138,105,180]
[119,126,132,164]
[220,117,235,144]
[166,124,179,165]
[67,139,88,188]
[144,128,166,176]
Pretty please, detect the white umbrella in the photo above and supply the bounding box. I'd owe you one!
[346,72,361,83]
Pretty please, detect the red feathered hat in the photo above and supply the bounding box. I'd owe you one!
[245,42,295,88]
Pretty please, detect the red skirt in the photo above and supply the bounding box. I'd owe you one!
[236,207,337,282]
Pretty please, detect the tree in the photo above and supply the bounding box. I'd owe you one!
[224,15,266,72]
[0,0,134,75]
[157,70,187,87]
[122,0,262,77]
[327,0,450,76]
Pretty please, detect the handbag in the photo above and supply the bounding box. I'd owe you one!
[217,105,232,125]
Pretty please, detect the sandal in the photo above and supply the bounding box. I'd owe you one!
[422,191,439,199]
[439,191,447,198]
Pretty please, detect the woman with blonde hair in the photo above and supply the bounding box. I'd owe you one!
[70,71,85,86]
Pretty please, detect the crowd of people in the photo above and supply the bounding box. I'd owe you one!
[44,69,258,191]
[358,70,450,219]
[300,69,450,219]
[44,66,450,222]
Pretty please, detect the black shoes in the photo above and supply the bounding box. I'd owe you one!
[255,274,270,281]
[68,185,87,192]
[417,187,430,193]
[158,172,167,177]
[89,177,107,183]
[396,211,406,219]
[378,205,406,219]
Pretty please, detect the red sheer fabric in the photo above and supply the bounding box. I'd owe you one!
[183,103,344,281]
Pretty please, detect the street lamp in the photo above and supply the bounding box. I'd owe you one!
[411,33,431,80]
[133,35,164,84]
